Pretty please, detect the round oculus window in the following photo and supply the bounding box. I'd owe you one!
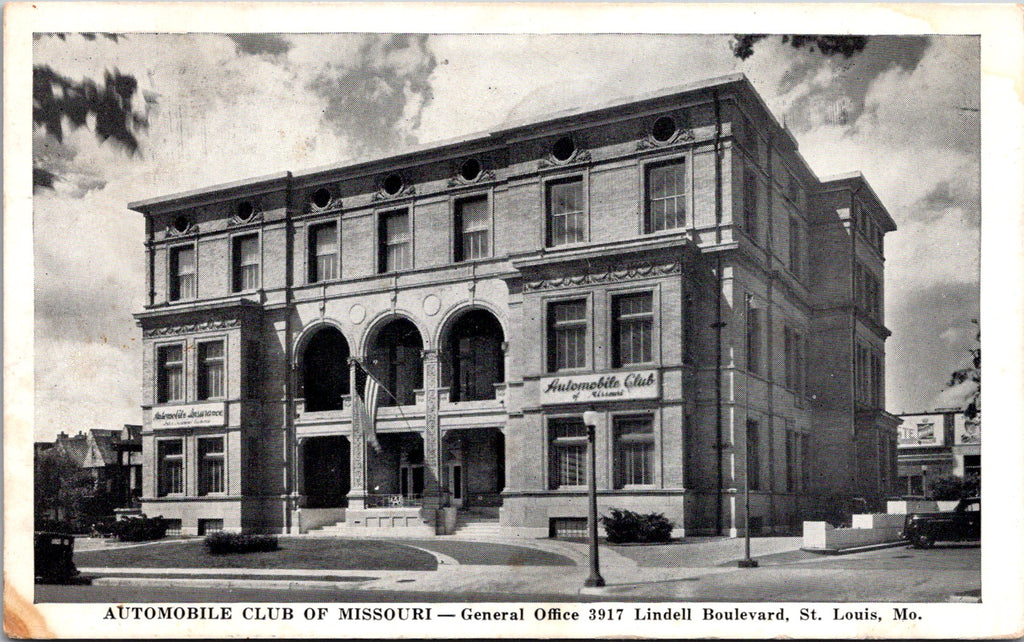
[652,116,678,143]
[311,187,332,209]
[551,136,576,162]
[382,173,404,196]
[172,215,192,233]
[236,201,255,221]
[459,158,482,182]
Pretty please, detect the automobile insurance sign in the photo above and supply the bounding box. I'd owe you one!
[152,402,226,429]
[540,370,660,405]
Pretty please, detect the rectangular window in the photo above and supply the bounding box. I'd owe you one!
[157,439,183,496]
[614,416,654,488]
[800,434,811,492]
[232,234,259,292]
[197,340,225,400]
[454,195,490,261]
[157,344,184,403]
[245,340,261,399]
[746,419,761,491]
[169,245,196,301]
[379,209,411,273]
[743,168,759,239]
[546,177,585,247]
[745,296,762,374]
[788,216,802,278]
[785,426,799,493]
[547,300,587,371]
[548,418,587,489]
[308,222,339,283]
[645,160,687,233]
[871,351,883,408]
[784,327,806,395]
[198,437,225,495]
[612,292,653,367]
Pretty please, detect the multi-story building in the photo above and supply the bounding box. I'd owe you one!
[896,410,981,496]
[130,74,898,537]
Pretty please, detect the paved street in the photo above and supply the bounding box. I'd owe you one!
[38,537,980,603]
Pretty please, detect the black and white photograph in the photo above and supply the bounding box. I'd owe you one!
[6,3,1023,639]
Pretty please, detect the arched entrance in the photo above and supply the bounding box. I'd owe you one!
[302,436,350,508]
[442,309,505,402]
[367,318,423,406]
[301,326,350,412]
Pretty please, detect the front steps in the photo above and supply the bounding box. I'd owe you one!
[451,511,502,538]
[306,509,503,538]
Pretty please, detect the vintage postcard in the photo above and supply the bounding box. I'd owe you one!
[5,2,1023,638]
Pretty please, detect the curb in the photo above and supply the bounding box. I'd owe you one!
[92,576,352,591]
[801,540,907,555]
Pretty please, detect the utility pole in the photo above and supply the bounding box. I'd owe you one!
[582,410,605,587]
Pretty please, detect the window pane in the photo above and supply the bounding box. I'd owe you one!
[198,438,225,495]
[647,162,686,232]
[311,223,339,282]
[158,345,184,403]
[615,417,653,487]
[457,197,489,261]
[198,341,225,400]
[549,418,587,488]
[234,235,259,291]
[158,440,183,496]
[547,179,584,247]
[171,246,196,300]
[382,211,411,272]
[548,300,587,371]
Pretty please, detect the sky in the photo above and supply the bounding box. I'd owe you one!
[31,33,980,440]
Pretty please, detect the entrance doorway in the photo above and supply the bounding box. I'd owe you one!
[400,464,424,500]
[445,461,464,508]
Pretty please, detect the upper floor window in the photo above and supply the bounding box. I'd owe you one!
[198,437,225,495]
[157,439,184,496]
[745,295,763,374]
[784,326,806,396]
[785,426,800,493]
[454,195,489,262]
[308,221,339,283]
[379,209,411,273]
[548,417,587,489]
[743,168,759,239]
[614,416,654,488]
[169,245,196,301]
[547,299,587,372]
[546,177,585,247]
[788,215,802,279]
[157,344,184,403]
[197,340,225,400]
[612,292,653,367]
[746,419,761,491]
[645,160,687,233]
[232,234,259,292]
[854,262,882,321]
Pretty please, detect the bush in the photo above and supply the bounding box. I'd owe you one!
[600,508,674,544]
[204,531,279,555]
[929,474,980,500]
[109,515,168,542]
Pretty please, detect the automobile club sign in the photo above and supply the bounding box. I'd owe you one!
[152,402,226,429]
[540,370,659,405]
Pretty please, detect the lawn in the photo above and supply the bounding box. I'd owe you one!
[75,538,438,571]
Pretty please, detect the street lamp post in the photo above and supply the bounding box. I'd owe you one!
[582,410,605,588]
[738,431,759,568]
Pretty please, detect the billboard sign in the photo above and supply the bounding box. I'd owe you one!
[897,414,945,448]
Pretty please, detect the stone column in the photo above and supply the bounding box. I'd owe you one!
[347,358,367,510]
[421,349,442,511]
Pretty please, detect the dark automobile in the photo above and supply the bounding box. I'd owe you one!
[902,497,980,548]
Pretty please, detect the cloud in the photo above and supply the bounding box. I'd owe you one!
[307,34,437,155]
[225,34,292,57]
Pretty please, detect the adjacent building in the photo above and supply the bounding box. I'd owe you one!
[896,410,981,496]
[130,74,898,537]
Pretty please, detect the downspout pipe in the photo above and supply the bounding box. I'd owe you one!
[712,89,725,536]
[284,171,295,533]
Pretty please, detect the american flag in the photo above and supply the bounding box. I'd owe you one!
[353,361,382,451]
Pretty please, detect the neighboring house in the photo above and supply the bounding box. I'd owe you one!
[897,410,980,496]
[129,73,897,537]
[40,426,143,514]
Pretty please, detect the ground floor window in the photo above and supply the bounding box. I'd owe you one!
[549,517,587,539]
[613,415,654,488]
[198,518,223,535]
[163,519,182,536]
[157,439,183,496]
[963,454,981,479]
[198,437,225,495]
[899,475,924,496]
[548,417,587,489]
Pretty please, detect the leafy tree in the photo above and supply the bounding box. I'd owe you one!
[731,35,868,60]
[948,323,981,419]
[928,474,979,501]
[32,34,152,190]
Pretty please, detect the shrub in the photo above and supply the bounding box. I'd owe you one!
[110,515,168,542]
[600,508,674,544]
[204,531,279,555]
[929,474,980,501]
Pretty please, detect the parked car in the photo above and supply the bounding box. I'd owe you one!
[902,497,980,548]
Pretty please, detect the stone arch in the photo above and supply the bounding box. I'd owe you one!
[437,305,506,402]
[296,322,352,412]
[362,314,426,407]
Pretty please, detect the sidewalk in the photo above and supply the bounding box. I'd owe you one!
[79,535,807,599]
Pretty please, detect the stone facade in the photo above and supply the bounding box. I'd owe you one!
[131,74,897,537]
